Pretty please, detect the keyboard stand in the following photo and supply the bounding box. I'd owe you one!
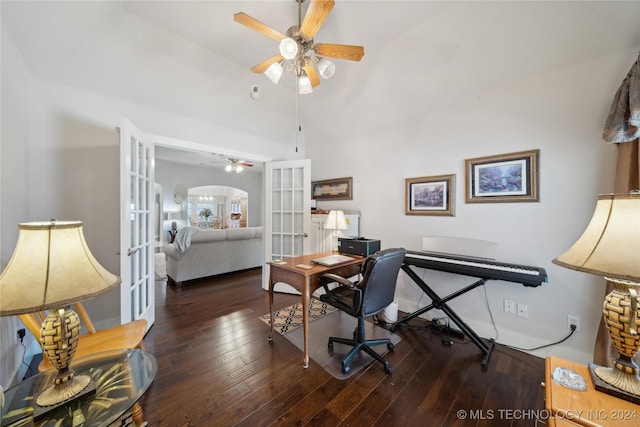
[391,264,495,368]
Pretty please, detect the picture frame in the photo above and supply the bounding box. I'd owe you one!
[465,149,539,203]
[311,177,353,201]
[405,174,455,216]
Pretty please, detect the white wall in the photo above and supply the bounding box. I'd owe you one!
[0,25,39,389]
[307,49,634,363]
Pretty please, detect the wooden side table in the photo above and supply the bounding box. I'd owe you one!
[544,356,639,427]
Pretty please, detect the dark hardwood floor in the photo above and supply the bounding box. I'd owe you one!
[140,269,545,426]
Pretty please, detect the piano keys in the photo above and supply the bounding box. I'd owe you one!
[404,250,548,287]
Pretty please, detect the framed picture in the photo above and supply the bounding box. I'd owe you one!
[405,174,455,216]
[465,149,539,203]
[311,177,353,201]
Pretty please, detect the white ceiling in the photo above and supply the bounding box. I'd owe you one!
[3,1,640,165]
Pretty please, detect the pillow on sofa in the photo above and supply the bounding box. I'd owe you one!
[225,228,256,240]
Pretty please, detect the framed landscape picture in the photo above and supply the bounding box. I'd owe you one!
[465,149,539,203]
[405,174,455,216]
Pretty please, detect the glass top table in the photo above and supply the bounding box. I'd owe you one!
[1,349,156,427]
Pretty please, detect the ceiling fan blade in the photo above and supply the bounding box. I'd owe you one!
[250,54,284,74]
[299,0,335,39]
[304,59,321,88]
[234,12,286,41]
[314,43,364,61]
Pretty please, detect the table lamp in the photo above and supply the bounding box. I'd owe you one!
[0,221,121,409]
[553,193,640,402]
[168,211,180,231]
[325,210,347,251]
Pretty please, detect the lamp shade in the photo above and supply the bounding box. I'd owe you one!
[552,193,640,282]
[325,210,348,231]
[0,221,121,315]
[264,61,283,84]
[279,37,298,60]
[317,58,335,79]
[298,74,313,95]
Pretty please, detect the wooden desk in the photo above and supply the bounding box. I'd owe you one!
[268,252,364,368]
[545,356,639,427]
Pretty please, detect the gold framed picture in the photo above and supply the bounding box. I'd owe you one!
[465,149,539,203]
[405,174,455,216]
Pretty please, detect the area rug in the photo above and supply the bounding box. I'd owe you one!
[260,300,401,380]
[259,298,337,334]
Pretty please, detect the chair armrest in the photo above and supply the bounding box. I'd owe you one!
[320,273,355,288]
[319,273,363,311]
[320,273,355,296]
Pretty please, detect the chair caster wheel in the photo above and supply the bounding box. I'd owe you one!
[387,342,394,351]
[342,364,350,374]
[389,325,396,332]
[384,363,393,375]
[328,339,334,350]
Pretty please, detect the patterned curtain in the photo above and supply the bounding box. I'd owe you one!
[594,52,640,366]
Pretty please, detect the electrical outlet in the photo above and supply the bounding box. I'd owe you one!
[504,299,515,314]
[517,303,528,318]
[568,315,580,331]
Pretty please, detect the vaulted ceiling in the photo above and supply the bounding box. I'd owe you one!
[3,1,640,151]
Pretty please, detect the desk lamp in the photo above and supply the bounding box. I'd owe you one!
[325,210,347,252]
[0,221,120,408]
[553,193,640,402]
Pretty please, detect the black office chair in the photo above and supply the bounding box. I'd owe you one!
[319,248,406,374]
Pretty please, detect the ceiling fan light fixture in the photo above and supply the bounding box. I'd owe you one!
[264,61,283,84]
[279,37,298,60]
[298,74,313,94]
[225,164,233,172]
[235,1,364,94]
[236,165,244,173]
[317,58,335,79]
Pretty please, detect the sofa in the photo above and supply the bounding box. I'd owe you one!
[164,226,263,286]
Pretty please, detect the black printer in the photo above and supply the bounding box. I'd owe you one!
[338,237,381,257]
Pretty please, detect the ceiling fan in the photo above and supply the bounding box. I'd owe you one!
[234,0,364,94]
[201,155,253,173]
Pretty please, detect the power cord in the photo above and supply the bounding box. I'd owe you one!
[505,324,577,352]
[481,284,499,342]
[18,338,33,379]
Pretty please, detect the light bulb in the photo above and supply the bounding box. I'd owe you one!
[279,38,298,60]
[317,58,335,79]
[264,62,283,84]
[298,75,313,94]
[236,165,243,173]
[225,164,232,172]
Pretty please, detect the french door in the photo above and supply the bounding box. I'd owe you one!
[119,118,155,330]
[263,159,311,293]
